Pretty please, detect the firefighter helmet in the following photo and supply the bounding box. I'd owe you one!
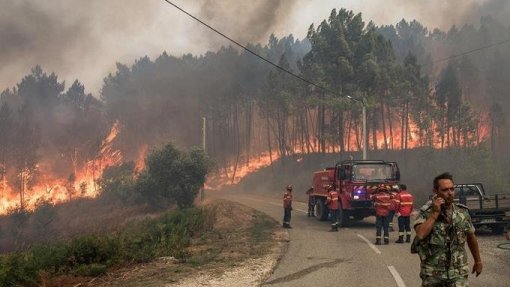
[377,184,387,192]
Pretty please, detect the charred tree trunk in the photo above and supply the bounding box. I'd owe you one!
[307,107,316,153]
[346,112,352,152]
[338,109,345,153]
[404,102,410,150]
[381,98,388,150]
[401,102,406,150]
[245,96,253,166]
[231,104,241,184]
[319,95,326,154]
[371,112,378,151]
[388,104,394,149]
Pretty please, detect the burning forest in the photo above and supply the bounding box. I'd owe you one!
[1,2,510,286]
[1,3,510,213]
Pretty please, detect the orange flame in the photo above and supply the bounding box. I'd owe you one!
[0,121,122,215]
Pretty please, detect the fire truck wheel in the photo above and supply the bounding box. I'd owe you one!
[315,198,329,221]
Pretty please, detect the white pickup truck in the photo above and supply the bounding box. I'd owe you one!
[454,183,510,234]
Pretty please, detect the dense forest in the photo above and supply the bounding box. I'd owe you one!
[1,9,509,208]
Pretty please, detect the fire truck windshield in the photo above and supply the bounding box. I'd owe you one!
[352,164,394,181]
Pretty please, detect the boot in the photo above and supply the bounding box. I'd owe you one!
[406,234,411,243]
[395,236,404,244]
[375,238,381,245]
[384,238,389,245]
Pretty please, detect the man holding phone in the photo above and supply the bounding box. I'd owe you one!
[412,172,482,286]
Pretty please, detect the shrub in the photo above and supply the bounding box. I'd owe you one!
[74,263,107,277]
[0,253,38,287]
[30,244,68,273]
[136,144,211,209]
[0,207,210,285]
[98,161,136,200]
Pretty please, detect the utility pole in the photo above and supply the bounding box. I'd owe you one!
[202,117,206,154]
[201,117,206,201]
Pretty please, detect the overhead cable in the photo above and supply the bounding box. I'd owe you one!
[161,0,357,101]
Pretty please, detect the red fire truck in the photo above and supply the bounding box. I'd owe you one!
[311,160,400,227]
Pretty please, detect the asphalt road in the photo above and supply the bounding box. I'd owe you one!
[211,191,510,287]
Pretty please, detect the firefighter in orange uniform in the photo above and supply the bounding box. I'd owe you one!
[388,186,400,231]
[395,184,414,243]
[372,184,391,245]
[326,185,340,231]
[282,185,293,228]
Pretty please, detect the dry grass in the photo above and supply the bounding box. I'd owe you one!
[0,198,280,287]
[86,199,280,287]
[0,196,167,252]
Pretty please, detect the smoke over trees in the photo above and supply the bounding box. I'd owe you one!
[1,8,510,205]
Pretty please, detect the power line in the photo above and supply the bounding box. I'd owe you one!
[163,1,509,98]
[161,0,357,101]
[423,38,510,66]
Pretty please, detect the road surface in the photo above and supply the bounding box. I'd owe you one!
[211,190,510,287]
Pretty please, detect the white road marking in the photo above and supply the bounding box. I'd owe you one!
[226,194,408,286]
[387,265,406,287]
[357,234,381,254]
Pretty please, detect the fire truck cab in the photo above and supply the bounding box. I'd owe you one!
[311,160,400,226]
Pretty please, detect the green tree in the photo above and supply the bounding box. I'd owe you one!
[435,63,462,148]
[12,104,40,208]
[136,144,211,209]
[489,102,505,156]
[98,161,136,200]
[0,102,14,195]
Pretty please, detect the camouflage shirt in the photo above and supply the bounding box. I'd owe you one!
[412,202,475,284]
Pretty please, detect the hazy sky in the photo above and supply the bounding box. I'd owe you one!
[1,0,508,95]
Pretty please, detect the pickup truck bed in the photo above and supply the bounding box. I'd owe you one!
[455,183,510,234]
[461,194,510,210]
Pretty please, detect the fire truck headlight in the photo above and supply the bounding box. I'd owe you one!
[353,195,360,200]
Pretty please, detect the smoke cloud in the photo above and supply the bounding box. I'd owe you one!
[0,0,508,95]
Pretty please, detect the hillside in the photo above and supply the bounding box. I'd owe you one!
[227,146,507,206]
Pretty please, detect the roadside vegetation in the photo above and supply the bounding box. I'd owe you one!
[0,143,231,287]
[0,208,210,286]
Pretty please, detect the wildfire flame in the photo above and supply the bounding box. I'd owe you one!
[0,110,491,213]
[205,112,490,189]
[0,121,123,215]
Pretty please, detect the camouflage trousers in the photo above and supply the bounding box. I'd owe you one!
[422,275,468,287]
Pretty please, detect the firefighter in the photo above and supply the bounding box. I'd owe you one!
[282,185,293,228]
[305,186,315,217]
[388,185,400,232]
[395,184,414,243]
[326,185,340,231]
[372,184,391,245]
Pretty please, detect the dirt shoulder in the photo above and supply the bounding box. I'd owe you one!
[83,199,288,287]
